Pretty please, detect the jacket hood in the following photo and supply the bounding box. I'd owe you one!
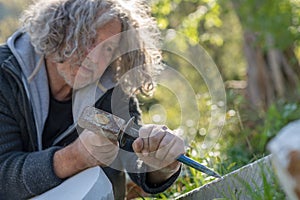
[7,30,49,150]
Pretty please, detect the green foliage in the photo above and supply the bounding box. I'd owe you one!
[0,0,31,43]
[151,0,247,81]
[218,92,300,173]
[232,0,300,50]
[0,17,19,42]
[253,102,300,154]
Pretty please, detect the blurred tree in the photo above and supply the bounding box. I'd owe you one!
[232,0,300,110]
[152,0,242,78]
[152,0,300,110]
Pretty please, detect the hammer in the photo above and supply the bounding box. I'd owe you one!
[78,106,221,178]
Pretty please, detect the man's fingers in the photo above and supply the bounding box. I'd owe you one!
[132,124,186,171]
[155,133,176,161]
[139,125,154,156]
[148,127,166,153]
[132,138,143,153]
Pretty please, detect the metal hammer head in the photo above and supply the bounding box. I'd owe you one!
[78,106,126,140]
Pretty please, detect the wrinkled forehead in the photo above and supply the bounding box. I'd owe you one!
[95,18,122,43]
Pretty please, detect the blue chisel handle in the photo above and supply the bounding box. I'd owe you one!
[177,154,221,178]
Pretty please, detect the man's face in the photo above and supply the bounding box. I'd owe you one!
[56,18,122,89]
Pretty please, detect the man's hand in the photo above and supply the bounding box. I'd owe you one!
[53,129,119,179]
[78,129,119,167]
[132,124,185,184]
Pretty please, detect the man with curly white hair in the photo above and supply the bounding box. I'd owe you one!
[0,0,185,199]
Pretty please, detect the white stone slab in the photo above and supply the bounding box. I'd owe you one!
[31,166,114,200]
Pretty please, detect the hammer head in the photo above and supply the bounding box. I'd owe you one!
[78,106,126,140]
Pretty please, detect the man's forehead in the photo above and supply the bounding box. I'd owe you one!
[96,19,122,42]
[97,17,122,31]
[98,18,121,33]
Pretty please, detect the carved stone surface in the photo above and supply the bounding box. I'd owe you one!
[176,155,274,200]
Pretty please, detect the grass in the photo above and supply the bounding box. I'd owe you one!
[230,162,286,200]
